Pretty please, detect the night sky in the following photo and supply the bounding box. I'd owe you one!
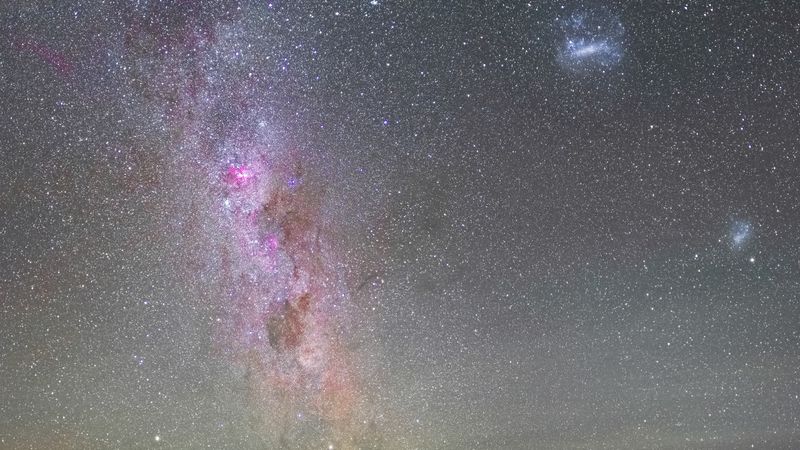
[1,1,799,449]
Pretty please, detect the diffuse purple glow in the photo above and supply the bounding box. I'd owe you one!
[224,163,256,188]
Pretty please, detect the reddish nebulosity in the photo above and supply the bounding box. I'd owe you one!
[12,37,74,75]
[262,234,280,253]
[217,155,361,432]
[123,10,365,438]
[224,163,255,188]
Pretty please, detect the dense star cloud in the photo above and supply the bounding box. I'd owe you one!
[556,8,625,72]
[1,1,799,449]
[729,220,753,250]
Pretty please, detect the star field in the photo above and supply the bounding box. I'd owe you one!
[1,1,799,449]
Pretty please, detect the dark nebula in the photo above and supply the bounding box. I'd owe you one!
[1,1,799,449]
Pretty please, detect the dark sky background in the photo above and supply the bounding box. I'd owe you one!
[1,1,799,449]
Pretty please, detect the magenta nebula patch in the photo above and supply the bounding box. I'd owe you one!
[224,164,255,188]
